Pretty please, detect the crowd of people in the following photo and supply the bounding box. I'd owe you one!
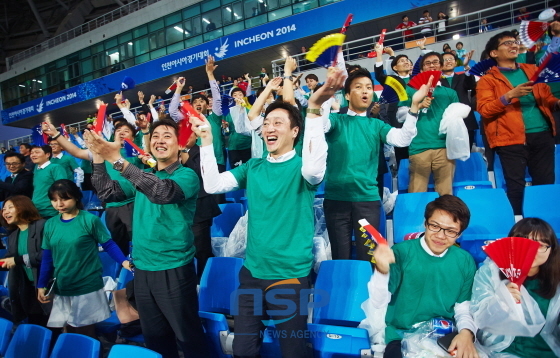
[0,17,559,358]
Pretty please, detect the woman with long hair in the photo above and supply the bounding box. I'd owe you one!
[471,217,560,357]
[37,179,130,339]
[0,196,49,326]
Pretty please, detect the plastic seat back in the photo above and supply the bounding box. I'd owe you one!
[108,344,162,358]
[313,260,372,327]
[454,152,489,182]
[211,203,244,237]
[523,184,560,236]
[199,257,244,314]
[50,333,100,358]
[5,324,51,358]
[393,192,439,244]
[0,318,12,356]
[116,265,135,290]
[457,188,515,263]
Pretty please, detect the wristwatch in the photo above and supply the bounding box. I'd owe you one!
[112,157,125,172]
[306,108,322,115]
[283,74,294,82]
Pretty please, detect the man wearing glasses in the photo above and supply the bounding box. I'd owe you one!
[398,52,460,195]
[477,31,560,215]
[0,152,33,201]
[363,195,478,358]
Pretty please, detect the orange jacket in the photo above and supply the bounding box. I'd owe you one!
[476,64,558,148]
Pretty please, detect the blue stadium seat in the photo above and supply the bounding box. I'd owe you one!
[315,180,326,198]
[457,188,515,264]
[393,192,439,244]
[211,203,244,237]
[81,190,93,208]
[0,318,13,356]
[108,345,162,358]
[452,152,493,194]
[96,266,132,336]
[50,333,100,358]
[523,184,560,236]
[555,146,560,185]
[225,189,245,203]
[116,265,134,290]
[308,260,372,357]
[5,324,51,358]
[199,257,244,358]
[397,159,434,193]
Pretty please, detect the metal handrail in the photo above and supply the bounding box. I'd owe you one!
[271,0,539,76]
[6,0,164,68]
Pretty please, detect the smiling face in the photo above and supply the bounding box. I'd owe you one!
[442,53,456,73]
[345,76,373,113]
[50,194,78,215]
[49,140,62,155]
[30,148,49,165]
[262,108,298,157]
[2,201,18,226]
[232,90,245,100]
[305,78,318,91]
[114,125,134,141]
[422,54,442,72]
[393,56,411,74]
[192,98,208,114]
[150,125,179,163]
[490,36,519,62]
[4,156,24,174]
[424,209,462,255]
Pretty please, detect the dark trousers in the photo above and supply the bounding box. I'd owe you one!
[495,131,555,215]
[394,147,409,170]
[134,263,208,358]
[229,149,252,168]
[192,218,213,281]
[323,199,381,261]
[105,203,134,256]
[384,340,402,358]
[233,266,311,358]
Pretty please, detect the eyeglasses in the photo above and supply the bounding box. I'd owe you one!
[423,60,440,67]
[533,240,551,253]
[443,58,456,63]
[426,222,460,239]
[4,162,22,167]
[498,40,521,48]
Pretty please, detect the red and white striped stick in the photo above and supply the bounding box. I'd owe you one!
[359,218,388,245]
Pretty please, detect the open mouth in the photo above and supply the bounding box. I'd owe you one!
[266,136,278,145]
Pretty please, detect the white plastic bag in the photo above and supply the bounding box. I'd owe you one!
[223,211,248,258]
[312,236,331,274]
[439,103,471,161]
[382,187,398,215]
[471,259,546,345]
[211,236,229,257]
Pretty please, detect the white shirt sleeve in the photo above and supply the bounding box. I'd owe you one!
[321,99,333,133]
[200,144,239,194]
[150,106,159,122]
[119,108,136,126]
[169,93,184,123]
[367,271,392,308]
[294,89,308,108]
[454,301,477,337]
[385,112,418,147]
[301,115,328,185]
[231,107,252,136]
[210,80,223,116]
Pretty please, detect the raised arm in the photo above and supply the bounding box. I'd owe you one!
[248,77,281,121]
[385,75,434,147]
[282,57,298,106]
[42,122,90,160]
[191,114,239,193]
[169,78,186,122]
[206,55,223,116]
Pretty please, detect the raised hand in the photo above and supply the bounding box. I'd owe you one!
[176,77,186,93]
[42,121,59,137]
[138,91,145,103]
[205,55,218,74]
[308,67,346,109]
[267,77,283,91]
[190,114,213,145]
[284,56,297,75]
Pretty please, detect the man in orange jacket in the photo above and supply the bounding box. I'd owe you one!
[477,31,559,215]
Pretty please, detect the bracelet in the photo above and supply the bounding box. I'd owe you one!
[408,110,419,118]
[142,131,150,136]
[51,132,61,140]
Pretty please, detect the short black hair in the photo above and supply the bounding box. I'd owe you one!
[48,179,84,210]
[424,195,471,233]
[150,118,179,137]
[484,31,517,60]
[31,145,52,159]
[19,143,32,150]
[420,51,443,70]
[305,74,319,82]
[4,152,25,164]
[264,101,303,144]
[114,121,138,136]
[391,54,409,72]
[192,93,209,105]
[344,67,372,95]
[347,64,362,74]
[231,87,245,97]
[112,117,128,127]
[442,52,457,61]
[423,9,429,14]
[402,15,409,20]
[456,41,463,47]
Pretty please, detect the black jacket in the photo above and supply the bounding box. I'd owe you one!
[6,219,49,322]
[0,170,33,201]
[445,73,478,130]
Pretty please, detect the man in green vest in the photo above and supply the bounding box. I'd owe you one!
[30,145,67,219]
